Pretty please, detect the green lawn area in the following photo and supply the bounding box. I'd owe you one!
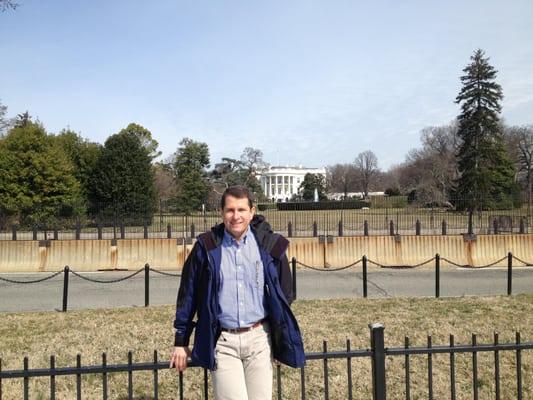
[1,295,532,399]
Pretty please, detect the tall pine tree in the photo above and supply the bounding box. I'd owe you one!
[454,49,519,210]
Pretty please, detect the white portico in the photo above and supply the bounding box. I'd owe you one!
[259,166,326,202]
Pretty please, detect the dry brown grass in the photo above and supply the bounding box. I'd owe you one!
[0,295,532,399]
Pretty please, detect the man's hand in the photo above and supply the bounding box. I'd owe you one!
[169,346,191,372]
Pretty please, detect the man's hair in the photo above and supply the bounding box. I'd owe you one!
[220,185,254,209]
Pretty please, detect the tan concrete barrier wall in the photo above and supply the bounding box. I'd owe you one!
[0,235,531,272]
[0,240,41,272]
[288,235,533,268]
[45,240,114,271]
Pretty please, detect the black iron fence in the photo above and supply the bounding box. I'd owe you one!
[1,324,531,399]
[1,253,532,312]
[1,196,532,240]
[0,212,531,241]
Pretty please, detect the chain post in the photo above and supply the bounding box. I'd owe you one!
[363,255,368,298]
[435,254,440,298]
[507,252,512,296]
[145,263,150,307]
[291,257,297,300]
[62,266,70,312]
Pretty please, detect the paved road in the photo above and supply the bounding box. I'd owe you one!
[1,267,532,312]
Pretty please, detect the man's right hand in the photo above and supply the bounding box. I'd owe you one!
[169,346,191,372]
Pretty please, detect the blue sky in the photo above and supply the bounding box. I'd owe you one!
[1,0,532,170]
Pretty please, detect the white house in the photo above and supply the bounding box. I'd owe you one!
[258,165,327,202]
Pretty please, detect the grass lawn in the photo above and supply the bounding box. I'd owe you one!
[1,295,532,399]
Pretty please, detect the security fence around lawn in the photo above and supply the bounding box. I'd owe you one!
[1,197,532,240]
[1,253,532,312]
[1,324,531,400]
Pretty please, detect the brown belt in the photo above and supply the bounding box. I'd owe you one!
[221,319,266,334]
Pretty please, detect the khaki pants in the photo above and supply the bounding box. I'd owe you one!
[212,323,272,400]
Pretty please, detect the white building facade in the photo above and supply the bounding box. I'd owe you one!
[259,166,327,202]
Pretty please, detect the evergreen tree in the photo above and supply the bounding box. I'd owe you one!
[172,138,210,213]
[0,122,83,227]
[454,49,519,210]
[54,129,101,202]
[298,173,327,201]
[90,125,157,220]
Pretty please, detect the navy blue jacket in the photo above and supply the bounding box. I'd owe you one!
[173,216,305,370]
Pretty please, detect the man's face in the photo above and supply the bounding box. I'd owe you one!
[221,195,255,240]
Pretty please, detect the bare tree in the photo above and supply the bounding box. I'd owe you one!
[0,0,18,12]
[240,147,268,176]
[327,163,358,198]
[354,150,378,198]
[505,125,533,209]
[383,124,458,205]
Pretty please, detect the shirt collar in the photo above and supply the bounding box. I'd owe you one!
[223,226,250,246]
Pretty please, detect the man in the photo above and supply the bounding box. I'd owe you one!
[170,185,305,399]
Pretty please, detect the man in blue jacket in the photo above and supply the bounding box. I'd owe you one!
[170,185,305,399]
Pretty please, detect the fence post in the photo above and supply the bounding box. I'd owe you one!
[167,224,172,239]
[389,220,394,236]
[369,323,386,400]
[519,217,525,234]
[363,255,368,298]
[291,257,297,300]
[11,224,17,241]
[441,220,447,235]
[53,228,58,240]
[145,263,150,307]
[493,218,499,235]
[190,223,195,239]
[143,221,148,239]
[468,210,473,235]
[338,220,343,237]
[507,252,512,296]
[364,220,369,236]
[97,224,103,240]
[62,266,70,312]
[313,221,318,237]
[120,223,125,239]
[288,221,293,238]
[33,225,38,240]
[415,220,421,236]
[75,221,81,240]
[435,254,440,298]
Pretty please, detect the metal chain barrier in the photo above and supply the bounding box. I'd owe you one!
[441,256,508,269]
[149,268,181,277]
[366,257,435,269]
[342,222,365,231]
[512,254,533,266]
[0,270,63,284]
[69,268,144,283]
[295,258,362,272]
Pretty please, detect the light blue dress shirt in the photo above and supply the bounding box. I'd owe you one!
[218,227,267,329]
